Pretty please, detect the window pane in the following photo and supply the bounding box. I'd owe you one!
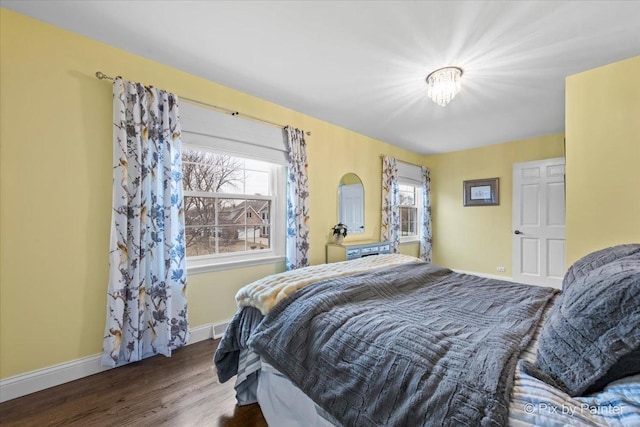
[240,225,270,251]
[219,198,245,226]
[182,150,243,193]
[217,225,244,254]
[218,179,243,194]
[185,225,218,257]
[245,170,270,195]
[260,225,270,240]
[243,200,271,250]
[399,184,416,206]
[400,206,418,236]
[184,196,217,226]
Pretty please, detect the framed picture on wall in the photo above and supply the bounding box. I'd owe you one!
[463,178,499,206]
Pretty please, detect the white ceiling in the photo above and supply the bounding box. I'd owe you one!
[3,1,640,154]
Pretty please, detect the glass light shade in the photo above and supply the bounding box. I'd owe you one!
[426,67,463,107]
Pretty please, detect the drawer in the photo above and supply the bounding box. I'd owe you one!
[361,246,379,254]
[346,248,361,259]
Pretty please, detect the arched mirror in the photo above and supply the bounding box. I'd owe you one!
[338,173,364,235]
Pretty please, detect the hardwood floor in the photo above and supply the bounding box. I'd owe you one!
[0,339,267,427]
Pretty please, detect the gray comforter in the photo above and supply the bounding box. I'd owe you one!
[215,306,263,383]
[247,263,558,427]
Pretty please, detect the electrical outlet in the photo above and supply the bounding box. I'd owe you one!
[496,266,506,272]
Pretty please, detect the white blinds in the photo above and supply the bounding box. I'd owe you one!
[180,102,287,164]
[397,161,422,186]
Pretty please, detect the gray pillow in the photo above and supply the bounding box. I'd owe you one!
[535,253,640,396]
[562,243,640,291]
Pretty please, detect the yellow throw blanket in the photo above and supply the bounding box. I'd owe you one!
[236,254,421,314]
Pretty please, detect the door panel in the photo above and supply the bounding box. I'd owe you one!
[547,239,566,279]
[521,184,540,225]
[513,157,565,288]
[547,182,565,226]
[521,238,540,275]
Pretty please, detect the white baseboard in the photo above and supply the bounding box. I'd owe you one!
[0,321,227,404]
[0,352,112,404]
[451,269,514,282]
[186,322,215,345]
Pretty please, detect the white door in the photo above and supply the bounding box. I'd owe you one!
[512,157,566,288]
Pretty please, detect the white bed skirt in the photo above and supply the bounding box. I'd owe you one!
[257,363,336,427]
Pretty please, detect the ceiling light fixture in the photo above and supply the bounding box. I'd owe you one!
[426,66,463,107]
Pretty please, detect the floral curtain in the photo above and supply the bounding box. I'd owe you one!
[285,126,310,270]
[381,156,400,253]
[102,78,188,368]
[420,166,433,262]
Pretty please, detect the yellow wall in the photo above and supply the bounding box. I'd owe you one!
[565,56,640,264]
[0,9,424,379]
[424,134,565,276]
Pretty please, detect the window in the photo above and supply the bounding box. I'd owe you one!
[179,102,287,273]
[183,150,279,257]
[397,161,423,243]
[399,183,420,240]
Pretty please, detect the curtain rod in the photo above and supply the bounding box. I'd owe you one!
[95,71,310,136]
[380,155,425,169]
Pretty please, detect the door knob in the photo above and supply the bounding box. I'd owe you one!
[514,230,523,235]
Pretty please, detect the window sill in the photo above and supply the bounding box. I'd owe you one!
[187,254,286,275]
[399,238,420,244]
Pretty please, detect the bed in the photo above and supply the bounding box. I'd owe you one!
[215,246,640,426]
